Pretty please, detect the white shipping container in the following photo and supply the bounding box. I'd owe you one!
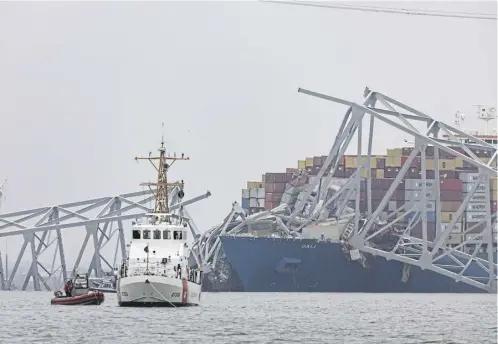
[462,183,486,194]
[257,188,265,199]
[241,189,249,199]
[466,202,488,212]
[249,198,259,208]
[466,212,488,223]
[465,234,483,242]
[257,198,265,208]
[405,200,436,211]
[388,200,397,212]
[467,194,489,202]
[440,222,462,233]
[459,172,480,183]
[405,179,435,190]
[249,188,258,198]
[405,190,436,201]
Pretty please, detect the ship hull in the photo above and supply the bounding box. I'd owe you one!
[117,275,201,307]
[219,236,494,293]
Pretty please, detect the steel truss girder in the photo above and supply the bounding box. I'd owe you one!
[0,187,211,291]
[297,86,497,293]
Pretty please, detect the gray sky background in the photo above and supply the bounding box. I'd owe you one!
[0,1,496,268]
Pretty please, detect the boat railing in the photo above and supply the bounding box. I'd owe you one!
[120,260,202,284]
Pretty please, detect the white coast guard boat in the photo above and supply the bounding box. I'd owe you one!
[117,138,203,307]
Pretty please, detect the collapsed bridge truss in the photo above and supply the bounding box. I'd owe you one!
[193,87,497,293]
[0,187,211,291]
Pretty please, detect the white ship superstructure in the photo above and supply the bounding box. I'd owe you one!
[117,134,203,307]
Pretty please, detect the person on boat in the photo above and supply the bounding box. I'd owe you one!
[64,280,73,297]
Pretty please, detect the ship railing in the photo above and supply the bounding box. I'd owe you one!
[123,261,203,284]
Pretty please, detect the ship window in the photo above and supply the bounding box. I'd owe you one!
[132,230,141,239]
[143,230,151,239]
[174,230,183,240]
[163,230,171,239]
[442,162,446,168]
[153,230,161,239]
[184,231,187,240]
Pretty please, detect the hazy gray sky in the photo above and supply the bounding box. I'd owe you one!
[0,1,496,267]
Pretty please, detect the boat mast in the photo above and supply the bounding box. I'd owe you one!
[135,124,189,214]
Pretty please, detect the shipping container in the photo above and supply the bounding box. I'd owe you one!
[440,211,462,223]
[439,179,462,191]
[466,212,487,223]
[491,201,497,213]
[376,157,386,169]
[465,222,488,234]
[459,172,480,183]
[405,200,436,211]
[406,167,420,179]
[376,169,385,179]
[257,198,265,208]
[405,190,436,201]
[438,170,456,180]
[466,193,489,203]
[286,167,299,173]
[247,181,264,189]
[386,156,402,167]
[298,160,306,169]
[384,167,399,178]
[401,156,422,168]
[401,147,414,156]
[249,198,259,208]
[306,157,313,167]
[257,188,265,199]
[321,155,328,165]
[492,191,497,201]
[265,173,287,183]
[312,166,321,175]
[462,183,486,194]
[265,192,284,203]
[410,223,437,241]
[344,168,355,178]
[441,201,460,212]
[313,156,322,167]
[333,166,345,178]
[405,179,436,190]
[265,182,286,193]
[454,157,464,168]
[426,170,436,179]
[466,202,488,212]
[241,189,249,199]
[249,188,258,198]
[241,198,249,209]
[388,200,397,212]
[491,177,498,191]
[441,222,462,233]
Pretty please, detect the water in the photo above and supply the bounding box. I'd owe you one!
[0,292,496,344]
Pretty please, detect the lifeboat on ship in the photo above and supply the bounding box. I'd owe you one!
[51,273,105,306]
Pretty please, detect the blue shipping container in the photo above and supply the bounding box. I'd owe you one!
[241,198,249,209]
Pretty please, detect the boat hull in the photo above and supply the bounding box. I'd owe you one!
[219,236,494,293]
[51,292,105,305]
[117,275,201,307]
[89,287,117,294]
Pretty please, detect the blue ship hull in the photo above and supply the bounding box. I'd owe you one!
[219,236,494,293]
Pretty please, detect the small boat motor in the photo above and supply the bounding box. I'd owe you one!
[54,291,63,298]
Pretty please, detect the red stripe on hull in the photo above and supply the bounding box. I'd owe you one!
[182,279,188,304]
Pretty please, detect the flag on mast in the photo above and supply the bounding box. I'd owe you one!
[144,245,149,253]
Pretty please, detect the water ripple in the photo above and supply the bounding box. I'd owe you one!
[0,292,495,344]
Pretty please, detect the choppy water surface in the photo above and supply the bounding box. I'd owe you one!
[0,292,495,344]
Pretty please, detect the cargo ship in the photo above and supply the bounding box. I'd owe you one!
[209,108,498,293]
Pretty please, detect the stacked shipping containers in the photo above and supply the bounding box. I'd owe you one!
[241,144,497,245]
[241,181,265,215]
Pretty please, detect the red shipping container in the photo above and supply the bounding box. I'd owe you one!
[440,190,462,201]
[265,173,287,183]
[439,179,462,191]
[411,223,437,241]
[265,192,283,203]
[265,182,286,193]
[401,156,421,168]
[491,201,497,213]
